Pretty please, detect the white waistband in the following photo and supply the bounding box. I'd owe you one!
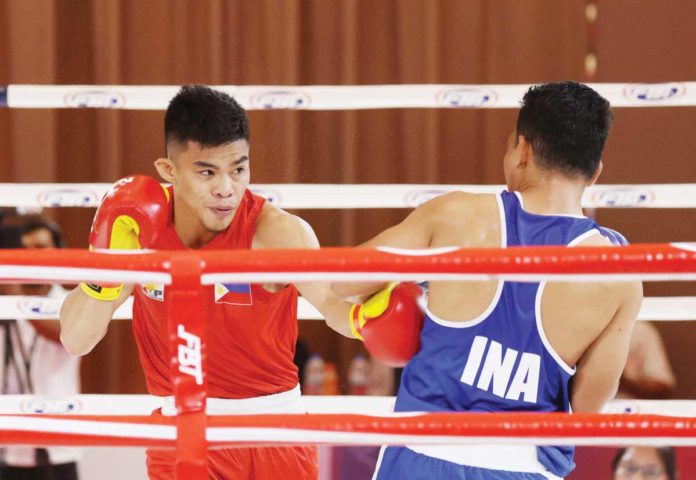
[160,384,304,416]
[406,445,563,480]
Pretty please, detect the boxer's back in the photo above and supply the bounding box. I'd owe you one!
[392,190,632,478]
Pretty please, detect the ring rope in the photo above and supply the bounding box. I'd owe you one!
[2,243,696,285]
[1,182,692,209]
[1,295,694,322]
[1,82,693,110]
[1,412,696,448]
[0,395,692,417]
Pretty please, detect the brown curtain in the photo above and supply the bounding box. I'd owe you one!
[1,0,695,396]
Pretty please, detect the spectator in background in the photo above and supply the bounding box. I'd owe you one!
[583,209,676,400]
[617,321,676,399]
[613,447,677,480]
[0,216,81,480]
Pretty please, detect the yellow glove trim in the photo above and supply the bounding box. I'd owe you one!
[161,184,170,202]
[110,215,141,250]
[80,282,123,302]
[349,304,364,341]
[361,282,399,319]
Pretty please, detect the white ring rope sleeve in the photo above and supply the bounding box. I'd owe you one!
[0,183,690,209]
[0,295,692,321]
[4,82,695,110]
[0,394,691,417]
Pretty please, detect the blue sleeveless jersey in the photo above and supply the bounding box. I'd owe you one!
[393,191,626,478]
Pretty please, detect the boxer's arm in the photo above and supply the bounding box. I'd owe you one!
[332,193,453,298]
[254,208,355,338]
[571,281,643,412]
[60,283,134,355]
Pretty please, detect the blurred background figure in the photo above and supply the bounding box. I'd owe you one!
[617,321,676,399]
[613,447,677,480]
[0,213,81,480]
[582,209,676,400]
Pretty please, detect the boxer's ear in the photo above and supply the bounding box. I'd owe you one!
[588,161,603,187]
[154,157,175,184]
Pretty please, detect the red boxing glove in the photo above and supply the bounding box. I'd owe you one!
[81,175,170,301]
[349,283,425,367]
[90,175,170,251]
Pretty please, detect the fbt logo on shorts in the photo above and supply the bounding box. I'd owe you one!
[590,187,655,207]
[460,336,540,404]
[64,90,126,108]
[623,83,686,103]
[178,325,203,385]
[37,188,99,207]
[250,90,311,109]
[437,88,497,108]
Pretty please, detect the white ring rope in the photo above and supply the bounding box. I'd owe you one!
[1,182,692,209]
[0,394,690,417]
[0,295,693,322]
[3,82,694,110]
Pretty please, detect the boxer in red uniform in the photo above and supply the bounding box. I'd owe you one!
[59,86,415,479]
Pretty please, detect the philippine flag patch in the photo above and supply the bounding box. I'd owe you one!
[142,283,165,301]
[214,283,253,305]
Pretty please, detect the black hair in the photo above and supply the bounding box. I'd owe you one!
[19,216,65,248]
[612,447,677,480]
[516,81,613,179]
[0,225,22,249]
[164,85,249,155]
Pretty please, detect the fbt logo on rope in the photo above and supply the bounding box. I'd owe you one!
[64,90,125,108]
[460,336,540,404]
[249,187,282,204]
[37,188,98,207]
[437,88,497,108]
[250,90,311,109]
[624,83,685,102]
[177,325,203,385]
[21,397,81,414]
[590,187,655,207]
[404,189,449,207]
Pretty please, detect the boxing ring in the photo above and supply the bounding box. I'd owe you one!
[1,82,696,479]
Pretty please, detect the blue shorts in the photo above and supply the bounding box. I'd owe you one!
[373,447,552,480]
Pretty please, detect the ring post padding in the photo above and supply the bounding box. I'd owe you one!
[168,253,207,478]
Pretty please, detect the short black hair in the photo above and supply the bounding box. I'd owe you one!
[516,81,613,179]
[164,85,249,155]
[20,216,65,248]
[612,447,677,480]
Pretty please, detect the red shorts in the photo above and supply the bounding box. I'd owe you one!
[146,445,318,480]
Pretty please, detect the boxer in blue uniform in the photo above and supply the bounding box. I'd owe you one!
[333,82,642,479]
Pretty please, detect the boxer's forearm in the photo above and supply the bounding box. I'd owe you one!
[59,285,129,355]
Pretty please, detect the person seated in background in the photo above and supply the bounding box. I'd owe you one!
[612,447,677,480]
[0,215,81,480]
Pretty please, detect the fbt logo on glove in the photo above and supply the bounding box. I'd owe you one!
[177,325,203,385]
[460,336,540,404]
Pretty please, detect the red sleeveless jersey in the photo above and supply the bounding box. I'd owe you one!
[132,189,300,398]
